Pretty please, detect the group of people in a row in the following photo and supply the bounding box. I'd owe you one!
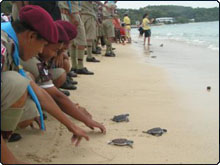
[0,1,133,164]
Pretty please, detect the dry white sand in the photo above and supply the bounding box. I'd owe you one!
[7,39,219,164]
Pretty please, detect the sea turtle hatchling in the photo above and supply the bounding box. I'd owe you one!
[108,138,134,148]
[111,114,129,122]
[143,127,167,136]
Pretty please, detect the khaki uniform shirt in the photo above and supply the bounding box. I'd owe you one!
[20,56,54,89]
[59,1,81,13]
[81,1,96,18]
[58,1,72,12]
[1,31,18,72]
[102,3,116,19]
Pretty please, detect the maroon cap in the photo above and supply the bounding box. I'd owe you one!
[54,22,69,43]
[19,5,58,43]
[55,20,77,41]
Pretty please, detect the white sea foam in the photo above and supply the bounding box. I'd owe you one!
[132,21,219,52]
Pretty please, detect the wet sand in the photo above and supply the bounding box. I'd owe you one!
[7,39,219,164]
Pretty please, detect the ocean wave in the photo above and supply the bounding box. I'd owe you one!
[154,35,219,51]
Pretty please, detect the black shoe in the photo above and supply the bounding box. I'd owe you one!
[76,68,94,75]
[86,57,100,62]
[71,68,78,73]
[8,133,22,142]
[111,52,116,57]
[112,48,116,50]
[67,71,77,78]
[60,89,70,96]
[96,47,102,51]
[105,52,115,57]
[92,50,101,54]
[66,76,78,85]
[60,81,77,90]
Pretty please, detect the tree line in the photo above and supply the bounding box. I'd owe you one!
[117,5,219,24]
[1,2,219,24]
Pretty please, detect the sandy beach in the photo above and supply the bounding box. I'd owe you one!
[7,37,219,164]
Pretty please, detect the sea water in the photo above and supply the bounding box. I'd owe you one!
[130,21,219,94]
[132,21,219,51]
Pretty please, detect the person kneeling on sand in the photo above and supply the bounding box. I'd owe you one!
[1,5,103,147]
[21,20,106,137]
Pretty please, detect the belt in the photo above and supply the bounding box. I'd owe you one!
[81,13,95,17]
[126,24,131,26]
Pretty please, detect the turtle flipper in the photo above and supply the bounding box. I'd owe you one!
[163,129,167,133]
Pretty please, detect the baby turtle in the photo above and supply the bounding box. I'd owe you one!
[143,127,167,136]
[108,138,133,148]
[111,114,129,122]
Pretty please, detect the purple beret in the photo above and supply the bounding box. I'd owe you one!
[55,20,77,41]
[54,22,69,43]
[19,5,58,43]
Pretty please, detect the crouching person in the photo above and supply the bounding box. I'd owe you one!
[1,5,92,147]
[1,71,39,142]
[20,19,106,135]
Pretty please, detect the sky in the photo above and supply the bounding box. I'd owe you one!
[114,1,219,9]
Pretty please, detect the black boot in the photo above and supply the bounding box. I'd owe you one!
[66,76,78,85]
[96,46,102,51]
[59,89,70,96]
[67,71,77,78]
[76,68,94,75]
[86,57,100,62]
[105,52,115,57]
[60,81,77,90]
[92,50,101,54]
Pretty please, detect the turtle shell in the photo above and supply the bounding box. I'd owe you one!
[112,114,129,122]
[109,138,133,147]
[144,127,167,136]
[112,138,129,145]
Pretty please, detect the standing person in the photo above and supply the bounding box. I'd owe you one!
[120,23,126,45]
[113,15,121,43]
[138,15,145,37]
[58,2,93,75]
[123,13,131,43]
[142,13,154,46]
[102,1,117,57]
[80,1,100,63]
[58,1,95,75]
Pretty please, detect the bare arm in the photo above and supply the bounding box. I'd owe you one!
[45,86,106,134]
[1,136,26,164]
[29,81,89,146]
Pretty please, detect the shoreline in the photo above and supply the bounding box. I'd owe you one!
[7,40,219,164]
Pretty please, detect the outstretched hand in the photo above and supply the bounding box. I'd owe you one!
[85,119,106,134]
[68,125,89,147]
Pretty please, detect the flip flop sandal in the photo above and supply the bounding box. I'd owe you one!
[8,133,22,142]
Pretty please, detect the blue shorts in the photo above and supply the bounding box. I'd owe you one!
[144,30,151,38]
